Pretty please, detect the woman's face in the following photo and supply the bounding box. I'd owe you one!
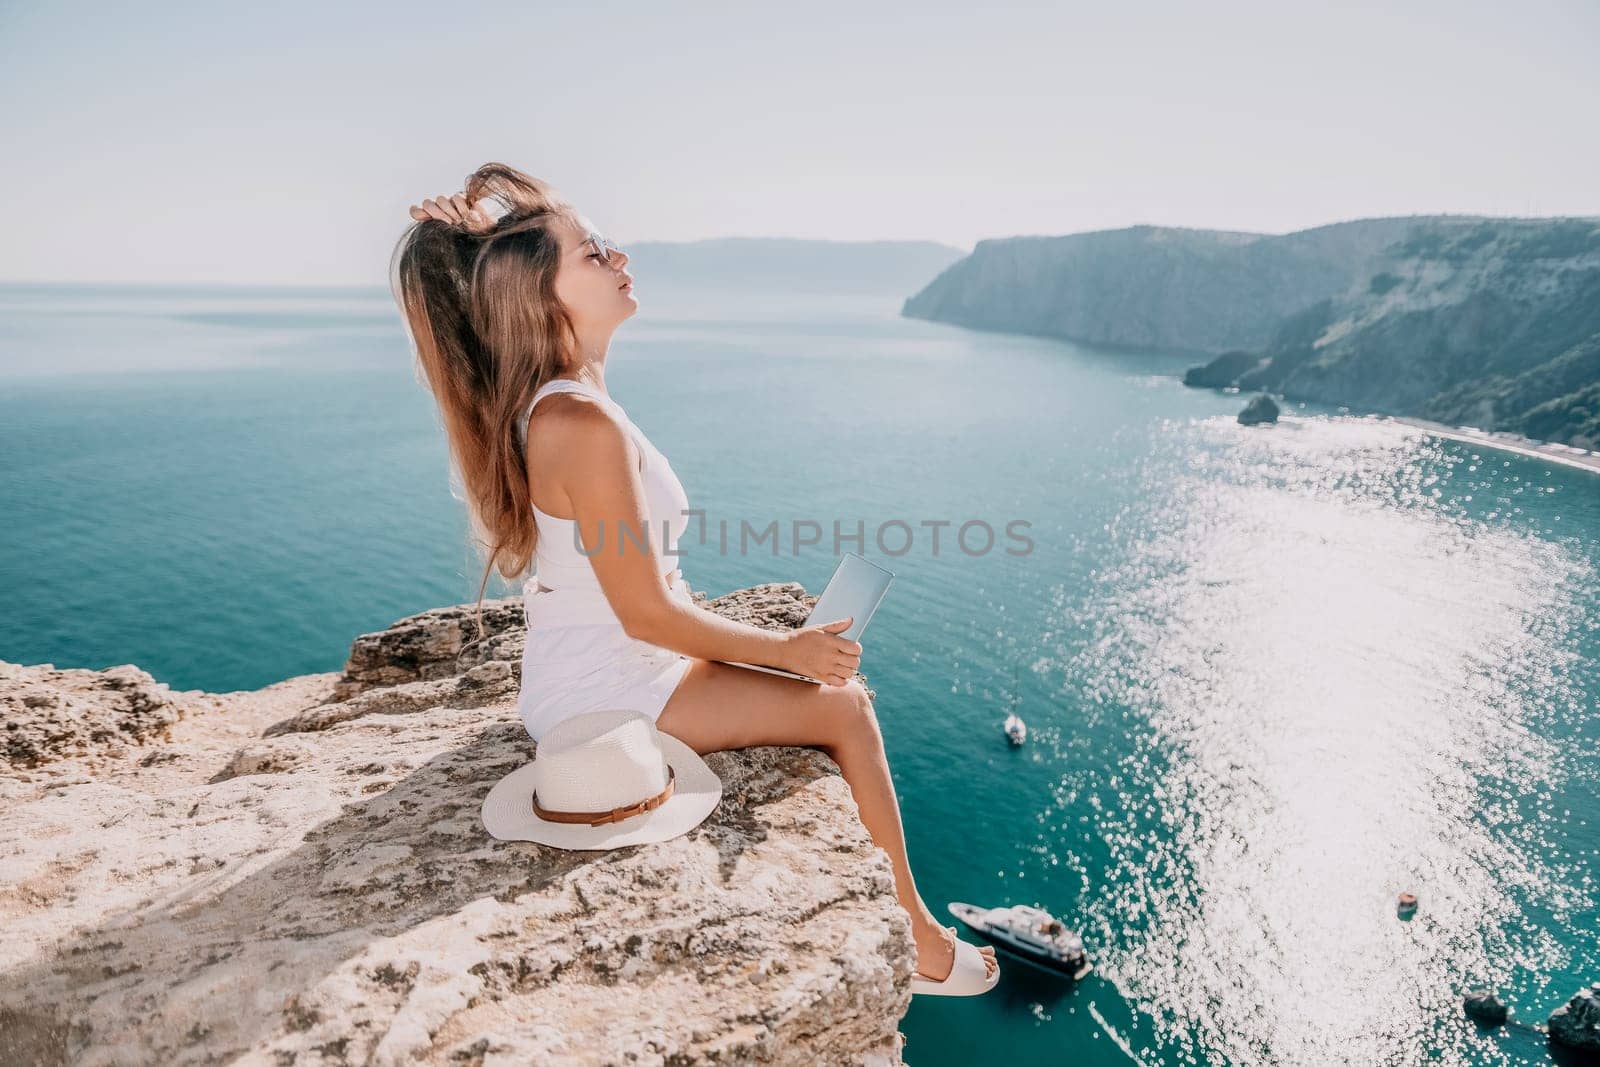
[553,214,635,338]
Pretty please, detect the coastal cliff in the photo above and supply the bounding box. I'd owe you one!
[0,583,912,1066]
[903,216,1600,450]
[1183,218,1600,450]
[901,218,1425,354]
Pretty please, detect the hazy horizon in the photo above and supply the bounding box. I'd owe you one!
[3,0,1597,286]
[7,210,1599,290]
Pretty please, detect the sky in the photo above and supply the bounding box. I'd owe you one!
[1,0,1597,285]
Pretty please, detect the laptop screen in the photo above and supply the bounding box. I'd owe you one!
[803,552,896,642]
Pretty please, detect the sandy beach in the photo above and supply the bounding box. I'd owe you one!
[1384,414,1600,477]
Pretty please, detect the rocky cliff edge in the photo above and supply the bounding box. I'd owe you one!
[0,581,913,1066]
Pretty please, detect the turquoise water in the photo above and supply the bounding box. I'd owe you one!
[2,280,1596,1064]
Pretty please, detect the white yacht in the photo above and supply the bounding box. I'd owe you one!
[948,902,1092,979]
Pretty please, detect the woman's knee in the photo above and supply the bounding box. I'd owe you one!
[831,677,880,742]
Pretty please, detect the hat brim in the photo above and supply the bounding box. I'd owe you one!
[481,730,722,850]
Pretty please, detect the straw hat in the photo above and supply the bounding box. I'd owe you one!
[482,708,722,850]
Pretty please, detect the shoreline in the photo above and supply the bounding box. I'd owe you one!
[1379,414,1600,477]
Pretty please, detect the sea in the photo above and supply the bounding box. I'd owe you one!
[1,277,1596,1066]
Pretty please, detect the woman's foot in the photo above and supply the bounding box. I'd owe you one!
[912,918,998,981]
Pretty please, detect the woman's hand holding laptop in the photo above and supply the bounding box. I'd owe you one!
[714,553,895,685]
[780,616,861,686]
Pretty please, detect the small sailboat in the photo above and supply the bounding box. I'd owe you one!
[1002,661,1027,745]
[1003,713,1027,745]
[948,902,1092,979]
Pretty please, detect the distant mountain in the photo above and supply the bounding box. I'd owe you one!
[902,217,1600,450]
[626,237,966,296]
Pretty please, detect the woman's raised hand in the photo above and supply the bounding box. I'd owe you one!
[408,192,496,233]
[782,616,862,686]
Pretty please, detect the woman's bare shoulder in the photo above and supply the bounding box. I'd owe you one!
[525,393,639,489]
[526,391,627,451]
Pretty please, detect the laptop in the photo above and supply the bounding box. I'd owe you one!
[715,552,896,683]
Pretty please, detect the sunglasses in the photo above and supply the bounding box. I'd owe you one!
[582,230,625,267]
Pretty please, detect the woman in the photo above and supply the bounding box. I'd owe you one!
[394,162,997,994]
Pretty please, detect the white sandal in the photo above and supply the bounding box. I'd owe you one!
[910,924,1000,997]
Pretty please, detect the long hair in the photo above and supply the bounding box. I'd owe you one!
[390,162,582,642]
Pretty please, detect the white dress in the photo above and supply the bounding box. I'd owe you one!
[515,377,696,743]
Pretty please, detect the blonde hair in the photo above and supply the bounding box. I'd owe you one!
[390,162,585,641]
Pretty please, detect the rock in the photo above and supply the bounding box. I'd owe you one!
[1,660,192,771]
[329,594,530,702]
[1238,393,1280,426]
[1185,350,1263,389]
[1549,982,1600,1055]
[0,582,910,1064]
[1463,990,1509,1026]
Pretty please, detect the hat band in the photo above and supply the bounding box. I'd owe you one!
[531,765,677,825]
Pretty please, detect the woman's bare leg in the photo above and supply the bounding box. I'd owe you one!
[655,658,997,982]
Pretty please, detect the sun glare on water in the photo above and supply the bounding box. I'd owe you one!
[1039,414,1594,1065]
